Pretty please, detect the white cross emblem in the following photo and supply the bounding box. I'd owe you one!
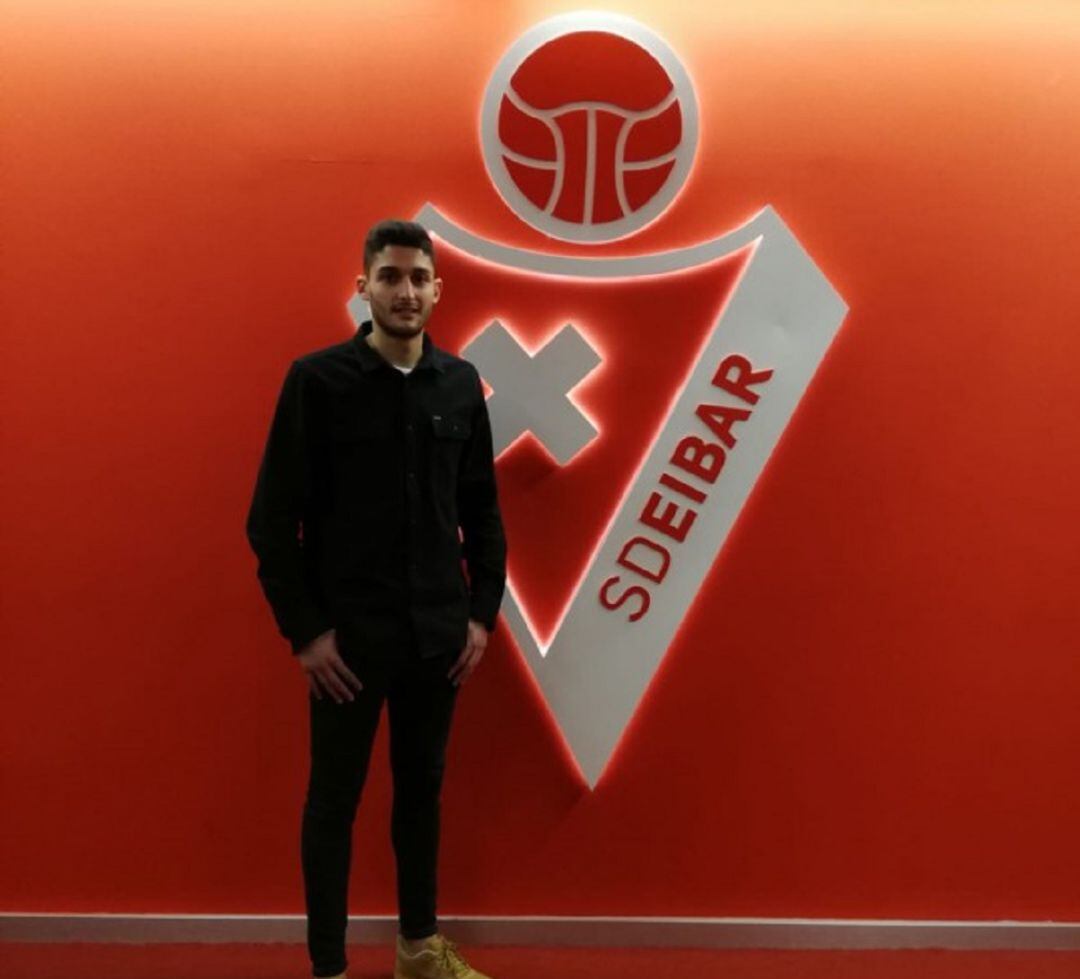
[462,321,601,464]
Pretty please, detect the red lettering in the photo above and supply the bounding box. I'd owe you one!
[659,472,707,504]
[600,354,775,621]
[641,491,697,543]
[671,436,725,483]
[712,354,773,405]
[695,401,751,448]
[599,576,650,622]
[617,536,670,583]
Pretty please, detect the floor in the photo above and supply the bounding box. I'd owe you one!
[2,944,1079,979]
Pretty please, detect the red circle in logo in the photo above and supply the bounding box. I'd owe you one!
[500,32,681,226]
[481,15,698,243]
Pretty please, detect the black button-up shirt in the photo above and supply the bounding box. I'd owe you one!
[246,322,507,658]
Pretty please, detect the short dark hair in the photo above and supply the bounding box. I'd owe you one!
[363,219,436,272]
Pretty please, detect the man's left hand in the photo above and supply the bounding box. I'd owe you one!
[449,619,488,687]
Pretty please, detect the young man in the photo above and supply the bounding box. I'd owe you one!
[246,219,506,979]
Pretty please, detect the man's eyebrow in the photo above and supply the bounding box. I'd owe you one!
[374,265,431,276]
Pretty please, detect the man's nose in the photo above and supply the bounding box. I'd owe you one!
[399,278,417,299]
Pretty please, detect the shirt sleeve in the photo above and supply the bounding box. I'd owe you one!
[457,367,507,632]
[245,361,333,653]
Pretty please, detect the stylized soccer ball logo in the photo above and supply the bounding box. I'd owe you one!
[481,13,699,244]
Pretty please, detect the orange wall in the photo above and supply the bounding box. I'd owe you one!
[3,1,1080,918]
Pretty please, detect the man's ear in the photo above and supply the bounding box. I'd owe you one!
[356,274,369,300]
[432,277,443,304]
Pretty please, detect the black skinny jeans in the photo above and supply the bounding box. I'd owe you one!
[301,628,458,978]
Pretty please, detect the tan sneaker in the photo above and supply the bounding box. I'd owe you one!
[393,933,492,979]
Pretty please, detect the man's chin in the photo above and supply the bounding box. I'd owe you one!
[377,319,425,340]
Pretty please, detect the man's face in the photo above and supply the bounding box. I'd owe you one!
[358,245,442,340]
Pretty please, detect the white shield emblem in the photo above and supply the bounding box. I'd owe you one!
[349,13,849,788]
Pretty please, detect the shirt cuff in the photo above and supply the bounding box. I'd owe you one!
[469,595,501,633]
[288,617,334,655]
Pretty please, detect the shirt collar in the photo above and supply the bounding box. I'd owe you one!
[352,321,446,374]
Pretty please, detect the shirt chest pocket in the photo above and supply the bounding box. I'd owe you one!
[430,415,471,441]
[430,414,470,483]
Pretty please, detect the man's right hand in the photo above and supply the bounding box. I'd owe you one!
[297,629,363,703]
